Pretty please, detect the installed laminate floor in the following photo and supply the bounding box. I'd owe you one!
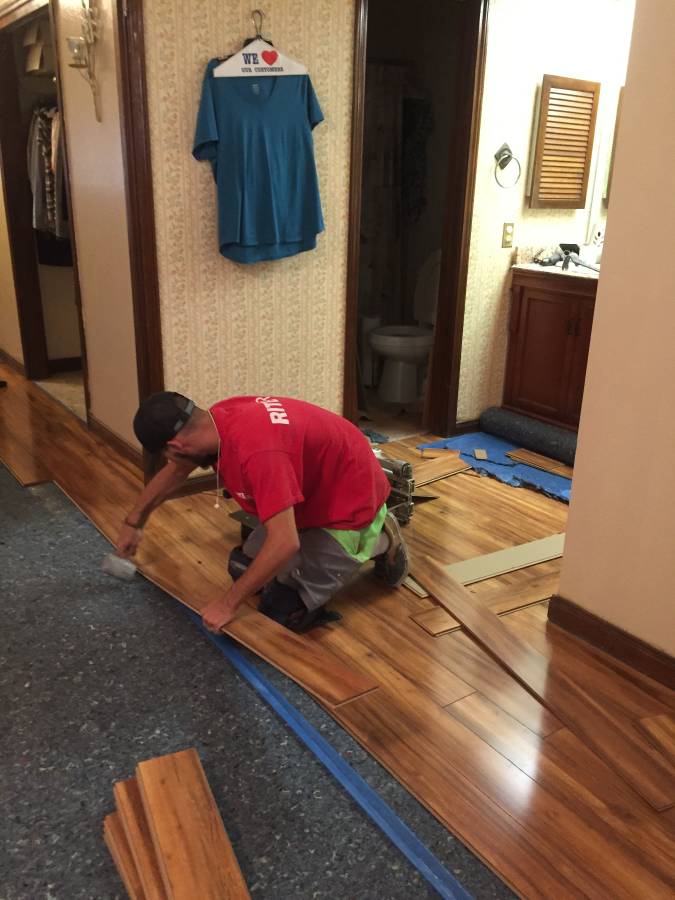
[2,361,674,899]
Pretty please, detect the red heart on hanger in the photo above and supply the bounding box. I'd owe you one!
[262,50,278,66]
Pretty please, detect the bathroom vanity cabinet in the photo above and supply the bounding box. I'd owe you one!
[503,265,597,430]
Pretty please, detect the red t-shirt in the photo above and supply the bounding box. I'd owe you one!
[210,396,390,529]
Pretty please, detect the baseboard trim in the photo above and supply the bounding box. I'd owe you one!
[0,347,25,376]
[47,356,82,375]
[548,595,675,689]
[452,419,480,435]
[88,415,143,470]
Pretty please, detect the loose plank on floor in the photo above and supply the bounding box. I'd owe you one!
[418,557,675,811]
[114,778,167,900]
[412,453,471,486]
[104,811,147,900]
[137,748,250,900]
[411,565,558,635]
[634,715,675,766]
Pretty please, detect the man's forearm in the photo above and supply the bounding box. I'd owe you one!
[125,461,194,527]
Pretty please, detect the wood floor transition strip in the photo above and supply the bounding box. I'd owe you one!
[416,557,675,811]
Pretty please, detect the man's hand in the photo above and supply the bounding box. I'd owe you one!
[116,523,143,558]
[202,595,240,633]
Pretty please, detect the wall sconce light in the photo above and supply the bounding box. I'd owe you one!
[67,1,101,122]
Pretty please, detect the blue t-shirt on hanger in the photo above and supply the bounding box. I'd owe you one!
[193,59,325,263]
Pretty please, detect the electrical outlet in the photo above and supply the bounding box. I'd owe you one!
[502,222,514,248]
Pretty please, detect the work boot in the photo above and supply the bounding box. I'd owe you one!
[227,545,253,581]
[258,580,339,633]
[373,512,409,587]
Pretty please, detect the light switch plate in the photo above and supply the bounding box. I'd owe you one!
[502,223,514,248]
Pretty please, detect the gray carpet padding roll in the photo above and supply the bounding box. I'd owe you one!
[479,407,577,466]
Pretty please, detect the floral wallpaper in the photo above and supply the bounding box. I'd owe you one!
[142,0,355,411]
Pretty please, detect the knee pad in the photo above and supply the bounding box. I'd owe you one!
[258,581,341,633]
[227,545,253,582]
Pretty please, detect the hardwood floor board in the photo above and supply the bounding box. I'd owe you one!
[104,811,148,900]
[136,748,250,899]
[338,686,664,900]
[5,367,675,895]
[114,778,167,900]
[442,631,562,737]
[327,584,474,706]
[418,561,675,810]
[412,453,472,486]
[447,694,675,892]
[508,606,673,719]
[635,715,675,766]
[410,564,559,636]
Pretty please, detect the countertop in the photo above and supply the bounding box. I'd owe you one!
[512,262,600,280]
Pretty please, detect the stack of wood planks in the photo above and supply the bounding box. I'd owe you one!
[104,748,250,899]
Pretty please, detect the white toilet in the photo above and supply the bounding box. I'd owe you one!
[369,250,441,405]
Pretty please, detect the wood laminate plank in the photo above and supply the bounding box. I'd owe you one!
[446,694,675,891]
[136,749,250,900]
[57,485,379,709]
[114,778,167,900]
[331,588,474,706]
[412,453,471,486]
[438,534,565,586]
[104,811,147,900]
[411,568,559,636]
[142,558,378,707]
[443,630,562,737]
[13,369,675,893]
[337,686,669,900]
[634,715,675,766]
[507,448,574,479]
[419,558,675,810]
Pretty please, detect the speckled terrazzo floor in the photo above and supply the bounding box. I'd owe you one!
[0,464,513,900]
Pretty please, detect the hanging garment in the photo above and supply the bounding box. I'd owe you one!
[193,59,324,263]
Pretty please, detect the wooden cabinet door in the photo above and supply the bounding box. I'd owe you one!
[504,285,576,422]
[565,296,595,424]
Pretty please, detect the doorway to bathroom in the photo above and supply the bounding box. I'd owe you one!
[344,0,488,439]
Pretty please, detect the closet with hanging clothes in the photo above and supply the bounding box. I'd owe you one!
[0,5,87,421]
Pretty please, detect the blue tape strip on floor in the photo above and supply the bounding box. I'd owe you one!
[186,610,473,900]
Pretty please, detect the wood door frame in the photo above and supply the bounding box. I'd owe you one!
[343,0,490,435]
[115,0,165,479]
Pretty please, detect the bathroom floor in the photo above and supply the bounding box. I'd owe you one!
[34,370,87,422]
[359,389,425,441]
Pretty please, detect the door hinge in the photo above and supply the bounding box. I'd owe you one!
[122,0,129,17]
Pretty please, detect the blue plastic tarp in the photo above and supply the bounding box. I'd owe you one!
[418,432,571,503]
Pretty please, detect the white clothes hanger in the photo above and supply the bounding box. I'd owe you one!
[213,9,307,78]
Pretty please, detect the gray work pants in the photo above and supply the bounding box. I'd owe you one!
[243,525,369,611]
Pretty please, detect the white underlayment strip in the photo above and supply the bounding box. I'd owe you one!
[445,533,565,585]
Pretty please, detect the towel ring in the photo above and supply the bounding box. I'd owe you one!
[494,142,522,189]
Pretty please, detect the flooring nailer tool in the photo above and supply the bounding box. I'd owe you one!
[377,456,414,525]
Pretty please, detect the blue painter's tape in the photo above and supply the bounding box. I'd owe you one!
[186,610,473,900]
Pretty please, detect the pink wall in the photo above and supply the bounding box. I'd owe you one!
[559,0,675,656]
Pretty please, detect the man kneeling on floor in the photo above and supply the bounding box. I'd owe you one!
[115,392,409,633]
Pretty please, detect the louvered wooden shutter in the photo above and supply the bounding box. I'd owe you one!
[530,75,601,209]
